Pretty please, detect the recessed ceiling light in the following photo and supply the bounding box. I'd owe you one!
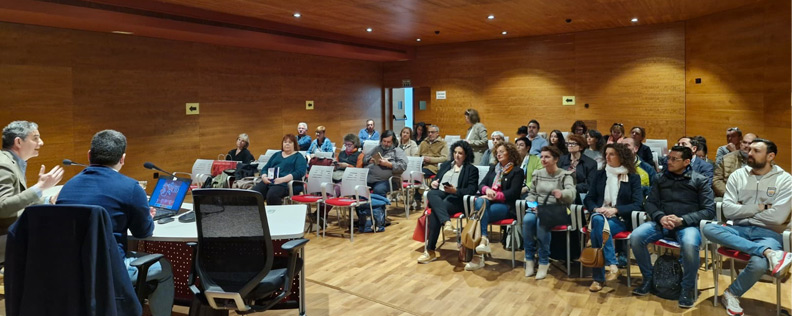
[111,31,134,35]
[631,18,638,22]
[293,13,301,18]
[487,15,495,20]
[501,31,507,35]
[416,38,421,42]
[366,27,373,32]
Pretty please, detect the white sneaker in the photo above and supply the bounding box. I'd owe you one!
[524,260,535,277]
[464,255,485,271]
[443,221,456,235]
[475,236,491,254]
[536,264,549,280]
[720,290,744,316]
[766,249,792,277]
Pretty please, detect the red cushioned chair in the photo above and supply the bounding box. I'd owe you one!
[707,202,791,315]
[581,210,644,287]
[517,201,585,276]
[287,165,335,237]
[421,190,466,251]
[321,167,373,242]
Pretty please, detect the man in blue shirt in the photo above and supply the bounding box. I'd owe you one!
[526,119,548,155]
[296,122,312,151]
[307,125,333,156]
[57,130,174,316]
[358,119,380,142]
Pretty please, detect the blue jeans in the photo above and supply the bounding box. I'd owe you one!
[630,222,701,290]
[523,211,552,264]
[702,223,782,297]
[371,180,391,196]
[125,254,174,316]
[473,198,511,237]
[590,214,626,283]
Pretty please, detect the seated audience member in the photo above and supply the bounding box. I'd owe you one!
[584,129,606,168]
[526,119,548,156]
[523,146,576,279]
[296,122,312,151]
[468,142,524,271]
[618,137,657,197]
[359,119,380,142]
[464,109,488,164]
[693,135,715,168]
[417,141,479,264]
[516,137,542,196]
[334,133,364,181]
[558,134,597,204]
[413,122,428,146]
[226,133,255,163]
[364,130,407,196]
[549,130,569,155]
[630,126,655,168]
[631,145,714,308]
[418,125,448,177]
[607,123,625,144]
[0,121,63,262]
[716,127,742,165]
[307,126,333,156]
[516,125,528,141]
[584,143,643,292]
[661,136,714,186]
[571,120,588,136]
[714,133,757,197]
[253,134,307,205]
[56,130,174,316]
[399,127,419,157]
[702,138,792,315]
[480,131,505,166]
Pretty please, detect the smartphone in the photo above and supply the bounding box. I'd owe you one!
[442,182,451,187]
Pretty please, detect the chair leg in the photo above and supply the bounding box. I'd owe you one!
[511,224,516,268]
[729,258,736,283]
[566,231,571,277]
[322,204,328,239]
[349,207,354,242]
[625,238,632,288]
[712,247,719,307]
[704,243,709,271]
[775,277,781,316]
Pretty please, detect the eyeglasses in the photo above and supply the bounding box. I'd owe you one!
[667,156,686,162]
[566,142,579,147]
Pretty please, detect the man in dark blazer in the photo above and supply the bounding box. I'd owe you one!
[57,129,174,316]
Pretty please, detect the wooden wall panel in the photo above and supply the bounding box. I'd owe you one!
[0,22,383,186]
[685,0,791,170]
[384,23,685,148]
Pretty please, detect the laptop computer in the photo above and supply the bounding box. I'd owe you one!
[150,177,191,220]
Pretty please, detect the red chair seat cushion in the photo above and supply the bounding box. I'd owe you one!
[451,212,463,219]
[491,218,516,225]
[653,240,680,248]
[402,181,410,188]
[325,197,357,207]
[551,225,569,231]
[613,231,631,239]
[718,247,751,261]
[291,195,323,203]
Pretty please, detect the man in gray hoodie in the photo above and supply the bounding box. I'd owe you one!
[364,130,407,196]
[702,138,792,316]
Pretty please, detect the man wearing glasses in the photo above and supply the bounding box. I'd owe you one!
[713,133,757,198]
[661,136,714,186]
[716,127,742,165]
[418,125,448,177]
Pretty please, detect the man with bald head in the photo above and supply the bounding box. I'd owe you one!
[714,133,757,197]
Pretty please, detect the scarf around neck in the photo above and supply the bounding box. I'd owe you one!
[603,165,628,208]
[493,162,513,190]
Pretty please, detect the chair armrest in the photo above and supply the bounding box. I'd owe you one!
[570,204,584,231]
[699,219,719,246]
[409,171,424,185]
[288,180,306,197]
[354,185,372,202]
[631,211,648,229]
[281,238,309,253]
[515,200,526,226]
[462,195,480,218]
[423,190,429,207]
[129,253,164,269]
[185,242,197,287]
[129,253,165,303]
[784,230,791,252]
[320,182,339,200]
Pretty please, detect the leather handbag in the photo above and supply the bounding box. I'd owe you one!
[579,214,611,268]
[536,192,570,230]
[461,201,487,250]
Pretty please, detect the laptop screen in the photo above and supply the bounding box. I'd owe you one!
[149,177,190,210]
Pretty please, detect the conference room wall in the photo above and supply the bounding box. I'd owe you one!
[384,0,791,170]
[0,22,383,186]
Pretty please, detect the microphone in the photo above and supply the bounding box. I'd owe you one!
[63,159,88,167]
[143,162,177,179]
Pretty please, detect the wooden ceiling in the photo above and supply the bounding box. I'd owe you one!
[0,0,760,61]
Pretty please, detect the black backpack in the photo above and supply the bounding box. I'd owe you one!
[652,253,683,300]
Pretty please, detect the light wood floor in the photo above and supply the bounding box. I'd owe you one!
[217,205,789,316]
[4,204,789,316]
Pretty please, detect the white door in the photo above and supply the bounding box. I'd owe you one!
[392,88,413,134]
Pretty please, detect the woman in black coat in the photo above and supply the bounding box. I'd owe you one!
[557,134,597,204]
[417,141,479,264]
[466,142,524,271]
[227,133,255,163]
[583,143,643,292]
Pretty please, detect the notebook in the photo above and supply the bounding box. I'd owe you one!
[149,177,191,220]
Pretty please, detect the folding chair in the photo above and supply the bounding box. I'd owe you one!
[287,165,334,237]
[321,168,373,242]
[398,156,425,217]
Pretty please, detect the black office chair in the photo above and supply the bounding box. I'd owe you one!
[4,204,163,316]
[188,189,308,315]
